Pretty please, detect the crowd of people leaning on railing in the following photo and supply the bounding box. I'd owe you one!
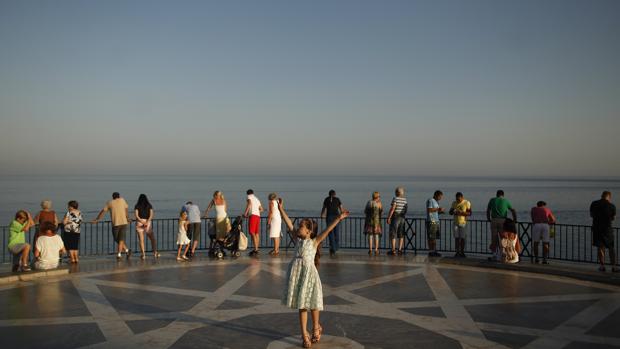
[5,187,617,273]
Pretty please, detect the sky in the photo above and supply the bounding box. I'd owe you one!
[0,0,619,178]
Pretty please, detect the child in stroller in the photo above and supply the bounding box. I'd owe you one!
[210,216,243,259]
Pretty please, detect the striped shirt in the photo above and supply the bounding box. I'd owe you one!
[391,197,408,215]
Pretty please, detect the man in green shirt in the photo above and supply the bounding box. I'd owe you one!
[8,210,35,272]
[486,190,517,257]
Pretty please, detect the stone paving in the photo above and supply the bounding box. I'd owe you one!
[1,251,620,349]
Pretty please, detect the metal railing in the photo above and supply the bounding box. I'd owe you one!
[2,217,618,265]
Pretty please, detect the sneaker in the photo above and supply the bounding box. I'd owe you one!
[21,265,32,272]
[154,252,161,258]
[117,253,122,260]
[182,255,189,260]
[176,257,184,261]
[125,249,132,259]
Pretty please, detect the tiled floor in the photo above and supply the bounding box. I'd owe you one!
[1,252,619,349]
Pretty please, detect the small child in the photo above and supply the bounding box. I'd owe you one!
[278,198,349,348]
[176,211,191,261]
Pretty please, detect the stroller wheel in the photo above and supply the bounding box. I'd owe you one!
[216,252,224,259]
[234,251,241,257]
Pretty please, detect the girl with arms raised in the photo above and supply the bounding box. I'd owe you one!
[278,198,349,348]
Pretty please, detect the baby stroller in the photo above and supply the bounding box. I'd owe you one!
[211,216,243,259]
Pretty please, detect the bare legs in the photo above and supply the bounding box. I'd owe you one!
[177,244,189,260]
[299,309,320,347]
[69,249,79,263]
[368,235,379,254]
[21,244,31,267]
[598,246,618,271]
[533,242,550,263]
[251,233,259,253]
[137,229,159,258]
[272,237,280,255]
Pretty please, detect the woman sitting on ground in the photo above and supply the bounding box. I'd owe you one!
[495,218,521,264]
[34,222,66,270]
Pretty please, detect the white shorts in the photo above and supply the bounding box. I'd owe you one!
[453,224,468,239]
[532,223,550,243]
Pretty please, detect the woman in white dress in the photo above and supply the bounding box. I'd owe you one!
[267,193,282,256]
[205,191,229,242]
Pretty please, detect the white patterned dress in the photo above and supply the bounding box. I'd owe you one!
[282,238,323,310]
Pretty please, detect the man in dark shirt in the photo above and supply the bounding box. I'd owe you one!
[321,190,344,256]
[590,191,617,272]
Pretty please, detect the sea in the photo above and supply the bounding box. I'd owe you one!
[1,175,618,227]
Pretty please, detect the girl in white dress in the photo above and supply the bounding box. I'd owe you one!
[279,198,349,348]
[176,211,191,261]
[267,193,282,256]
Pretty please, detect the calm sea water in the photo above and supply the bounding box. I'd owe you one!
[1,175,618,227]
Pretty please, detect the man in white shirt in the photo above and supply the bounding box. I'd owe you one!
[184,201,202,257]
[34,222,66,270]
[244,189,264,256]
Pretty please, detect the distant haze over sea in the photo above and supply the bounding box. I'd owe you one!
[1,175,618,227]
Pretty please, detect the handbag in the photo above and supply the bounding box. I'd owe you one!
[238,231,248,251]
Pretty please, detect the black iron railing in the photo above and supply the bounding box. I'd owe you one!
[1,217,618,265]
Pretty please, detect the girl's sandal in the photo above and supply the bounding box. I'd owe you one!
[311,325,323,343]
[302,333,312,348]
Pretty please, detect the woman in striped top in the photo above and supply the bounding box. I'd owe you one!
[387,187,408,255]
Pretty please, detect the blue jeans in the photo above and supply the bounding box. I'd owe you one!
[327,216,340,252]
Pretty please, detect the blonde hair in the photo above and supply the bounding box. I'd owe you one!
[41,200,52,210]
[395,187,405,197]
[268,193,277,201]
[372,191,380,200]
[213,191,224,200]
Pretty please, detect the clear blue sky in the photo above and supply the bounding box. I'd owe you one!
[1,0,619,177]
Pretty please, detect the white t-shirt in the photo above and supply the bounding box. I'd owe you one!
[248,194,262,216]
[35,235,65,270]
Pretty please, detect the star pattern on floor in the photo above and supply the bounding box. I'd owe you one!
[1,255,619,349]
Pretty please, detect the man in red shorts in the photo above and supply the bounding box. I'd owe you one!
[244,189,264,256]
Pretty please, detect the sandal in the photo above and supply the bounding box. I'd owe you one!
[302,333,312,348]
[311,325,323,343]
